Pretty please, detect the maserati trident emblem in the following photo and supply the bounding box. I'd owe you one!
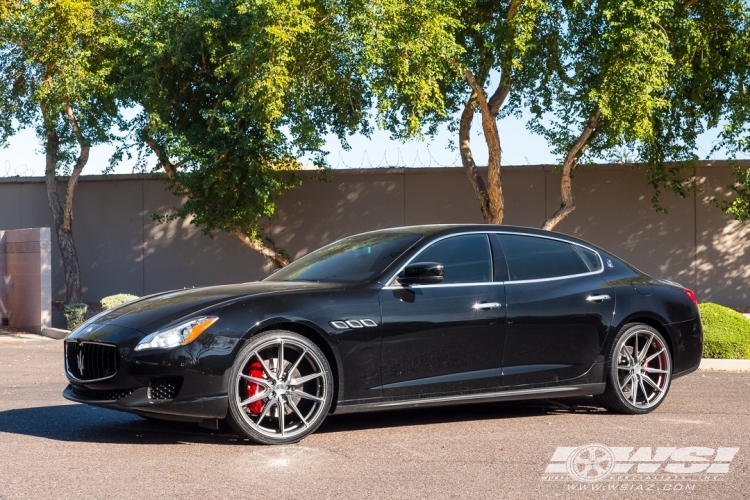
[76,349,85,376]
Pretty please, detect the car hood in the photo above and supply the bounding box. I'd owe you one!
[83,281,345,334]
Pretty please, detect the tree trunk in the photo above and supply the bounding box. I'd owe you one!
[541,109,602,231]
[233,228,290,268]
[44,131,86,303]
[458,91,492,222]
[462,70,504,224]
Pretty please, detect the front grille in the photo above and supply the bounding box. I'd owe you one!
[65,341,118,381]
[148,377,183,400]
[71,385,137,401]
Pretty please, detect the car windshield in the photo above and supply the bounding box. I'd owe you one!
[265,232,423,283]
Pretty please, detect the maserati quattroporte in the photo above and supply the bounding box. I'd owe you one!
[63,225,703,444]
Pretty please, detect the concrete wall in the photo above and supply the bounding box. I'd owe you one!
[0,228,52,333]
[0,162,748,308]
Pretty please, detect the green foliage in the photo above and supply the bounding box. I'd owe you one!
[699,303,750,359]
[63,303,88,331]
[101,294,139,311]
[116,0,371,255]
[0,0,124,164]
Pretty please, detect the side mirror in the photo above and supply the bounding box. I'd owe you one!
[398,262,444,286]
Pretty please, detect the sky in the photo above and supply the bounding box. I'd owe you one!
[0,109,738,177]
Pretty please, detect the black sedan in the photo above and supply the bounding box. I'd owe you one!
[63,225,703,444]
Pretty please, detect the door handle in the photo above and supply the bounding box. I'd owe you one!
[586,294,611,303]
[473,302,502,311]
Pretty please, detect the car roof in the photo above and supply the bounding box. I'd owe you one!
[363,224,598,248]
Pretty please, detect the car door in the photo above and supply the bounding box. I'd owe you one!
[496,233,614,386]
[379,233,506,398]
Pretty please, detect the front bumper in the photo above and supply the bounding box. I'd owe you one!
[62,384,228,421]
[62,323,240,421]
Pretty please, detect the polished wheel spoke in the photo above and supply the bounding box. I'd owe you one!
[238,374,272,388]
[239,391,270,407]
[642,367,669,374]
[289,389,324,402]
[638,377,651,402]
[644,348,666,364]
[286,395,309,427]
[278,397,286,436]
[617,365,632,371]
[620,373,634,390]
[277,340,285,379]
[631,377,638,405]
[621,346,636,367]
[256,397,277,427]
[290,372,323,386]
[286,348,307,381]
[638,335,654,362]
[642,375,664,393]
[253,352,278,382]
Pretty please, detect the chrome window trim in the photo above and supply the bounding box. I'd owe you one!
[64,340,119,384]
[383,230,604,289]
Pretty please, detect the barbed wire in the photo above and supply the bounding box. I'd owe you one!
[330,148,465,169]
[1,160,34,178]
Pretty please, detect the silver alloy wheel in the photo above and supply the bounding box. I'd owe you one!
[614,328,671,409]
[234,337,329,440]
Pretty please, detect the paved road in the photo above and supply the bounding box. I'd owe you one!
[0,335,748,499]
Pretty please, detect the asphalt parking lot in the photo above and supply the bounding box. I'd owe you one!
[1,334,748,499]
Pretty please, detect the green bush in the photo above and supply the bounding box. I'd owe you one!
[63,303,88,331]
[699,303,750,359]
[101,294,139,311]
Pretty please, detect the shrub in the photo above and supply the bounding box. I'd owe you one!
[63,303,88,331]
[699,303,750,359]
[101,294,139,311]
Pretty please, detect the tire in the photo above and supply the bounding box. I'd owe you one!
[595,323,672,415]
[226,330,334,445]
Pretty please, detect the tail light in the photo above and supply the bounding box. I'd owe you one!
[683,288,698,305]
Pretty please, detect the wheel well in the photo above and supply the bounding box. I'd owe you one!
[256,322,340,412]
[625,317,675,359]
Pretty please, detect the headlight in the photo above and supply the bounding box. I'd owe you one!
[134,317,218,351]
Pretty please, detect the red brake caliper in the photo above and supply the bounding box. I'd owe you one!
[246,361,265,415]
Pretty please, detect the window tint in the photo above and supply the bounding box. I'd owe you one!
[497,234,590,281]
[576,246,601,271]
[266,232,422,283]
[411,234,492,284]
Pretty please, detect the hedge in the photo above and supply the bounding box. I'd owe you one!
[699,303,750,359]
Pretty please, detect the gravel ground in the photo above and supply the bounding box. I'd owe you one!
[0,336,748,499]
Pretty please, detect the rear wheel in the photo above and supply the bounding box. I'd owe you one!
[595,323,672,414]
[226,330,334,445]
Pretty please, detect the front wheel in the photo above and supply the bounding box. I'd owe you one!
[595,323,672,414]
[226,330,334,445]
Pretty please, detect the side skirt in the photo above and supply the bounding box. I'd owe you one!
[333,383,605,415]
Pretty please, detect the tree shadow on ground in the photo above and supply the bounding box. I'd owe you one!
[0,396,604,446]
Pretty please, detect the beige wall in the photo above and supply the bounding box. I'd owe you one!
[0,162,748,308]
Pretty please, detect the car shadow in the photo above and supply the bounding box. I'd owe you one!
[0,396,604,445]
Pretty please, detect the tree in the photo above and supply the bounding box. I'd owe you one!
[518,0,750,230]
[0,0,123,302]
[354,0,549,224]
[117,0,370,267]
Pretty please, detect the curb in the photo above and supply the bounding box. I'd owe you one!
[699,358,750,372]
[41,327,70,340]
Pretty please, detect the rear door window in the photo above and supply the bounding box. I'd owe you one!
[496,234,592,281]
